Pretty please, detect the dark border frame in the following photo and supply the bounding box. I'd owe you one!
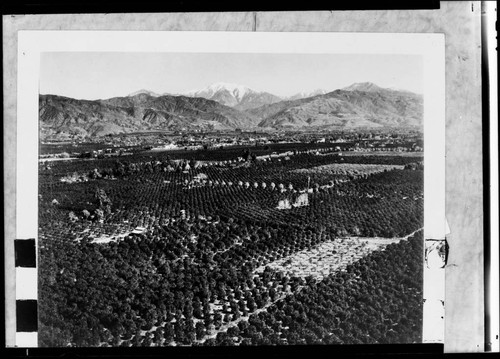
[1,1,440,15]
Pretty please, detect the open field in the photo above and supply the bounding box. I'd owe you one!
[254,228,422,281]
[341,150,423,157]
[293,163,404,176]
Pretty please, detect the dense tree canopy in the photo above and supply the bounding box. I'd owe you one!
[39,145,423,347]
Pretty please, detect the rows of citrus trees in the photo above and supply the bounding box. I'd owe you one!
[39,151,422,221]
[40,169,422,240]
[39,143,346,175]
[40,145,421,183]
[38,147,424,347]
[39,213,315,346]
[39,222,423,346]
[202,232,423,346]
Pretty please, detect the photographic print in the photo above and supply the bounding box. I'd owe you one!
[18,31,443,348]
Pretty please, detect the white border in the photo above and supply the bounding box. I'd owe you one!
[486,2,499,353]
[15,268,38,300]
[16,30,446,346]
[15,333,38,348]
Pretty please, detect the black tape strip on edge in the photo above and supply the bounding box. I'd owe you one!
[15,239,36,268]
[16,299,38,332]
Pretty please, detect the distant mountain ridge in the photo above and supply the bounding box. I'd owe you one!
[285,89,328,101]
[39,93,258,138]
[342,82,384,92]
[127,89,162,97]
[39,82,423,139]
[183,82,283,111]
[257,83,423,130]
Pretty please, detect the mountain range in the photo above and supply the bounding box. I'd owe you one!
[127,83,328,109]
[181,82,283,111]
[40,82,423,138]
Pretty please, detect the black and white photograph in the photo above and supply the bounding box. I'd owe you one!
[5,2,497,354]
[29,32,440,348]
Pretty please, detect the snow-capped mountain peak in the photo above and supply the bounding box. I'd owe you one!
[182,82,282,110]
[186,82,253,101]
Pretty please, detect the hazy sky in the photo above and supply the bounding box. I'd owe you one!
[40,52,423,100]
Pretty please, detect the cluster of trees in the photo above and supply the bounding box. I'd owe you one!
[44,174,421,240]
[404,161,424,171]
[40,187,422,348]
[39,151,423,237]
[39,142,342,174]
[42,148,420,193]
[40,141,422,180]
[280,170,424,237]
[203,233,423,346]
[154,142,352,162]
[39,225,423,347]
[38,144,424,347]
[39,211,310,346]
